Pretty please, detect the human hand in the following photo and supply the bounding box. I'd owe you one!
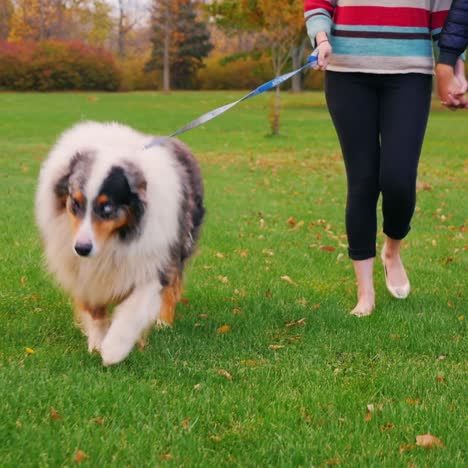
[454,59,468,108]
[436,62,468,109]
[313,33,332,71]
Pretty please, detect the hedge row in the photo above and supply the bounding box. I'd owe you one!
[0,41,121,91]
[0,41,324,91]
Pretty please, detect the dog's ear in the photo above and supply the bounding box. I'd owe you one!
[123,161,147,203]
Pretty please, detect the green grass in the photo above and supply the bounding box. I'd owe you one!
[0,91,466,467]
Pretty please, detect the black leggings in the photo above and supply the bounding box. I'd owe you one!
[325,71,432,260]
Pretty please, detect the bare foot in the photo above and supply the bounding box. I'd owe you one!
[350,293,375,317]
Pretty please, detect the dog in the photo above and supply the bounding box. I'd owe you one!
[35,121,204,365]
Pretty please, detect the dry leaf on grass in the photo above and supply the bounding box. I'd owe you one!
[364,413,372,422]
[399,444,416,453]
[285,318,306,328]
[182,417,190,430]
[25,347,35,355]
[320,245,336,252]
[73,450,89,464]
[91,417,104,425]
[280,275,297,285]
[217,369,233,380]
[416,433,444,449]
[367,404,375,412]
[269,344,285,350]
[215,252,225,259]
[217,275,229,284]
[436,376,446,383]
[240,360,258,366]
[20,276,26,286]
[50,407,62,420]
[216,325,230,334]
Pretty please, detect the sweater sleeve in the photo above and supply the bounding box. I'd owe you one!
[438,0,468,66]
[304,0,336,48]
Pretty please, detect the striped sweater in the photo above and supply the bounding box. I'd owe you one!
[304,0,453,74]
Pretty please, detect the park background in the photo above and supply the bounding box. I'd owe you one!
[0,1,466,466]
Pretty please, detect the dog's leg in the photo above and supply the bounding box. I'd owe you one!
[100,279,162,366]
[157,272,182,328]
[74,300,110,353]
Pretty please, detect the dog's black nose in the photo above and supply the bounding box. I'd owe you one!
[75,243,93,257]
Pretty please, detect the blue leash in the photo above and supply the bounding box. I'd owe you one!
[145,54,318,148]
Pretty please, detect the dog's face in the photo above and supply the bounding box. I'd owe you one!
[54,152,146,258]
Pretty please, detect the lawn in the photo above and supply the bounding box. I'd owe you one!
[0,91,466,467]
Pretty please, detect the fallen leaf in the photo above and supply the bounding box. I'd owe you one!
[269,344,285,350]
[265,290,272,299]
[217,369,233,380]
[210,435,222,442]
[232,308,242,314]
[287,335,301,343]
[436,376,446,383]
[405,398,421,405]
[73,450,89,464]
[160,453,173,460]
[91,417,104,425]
[25,347,35,355]
[215,252,225,259]
[180,297,190,306]
[280,275,297,285]
[262,248,274,256]
[364,412,372,422]
[320,245,336,252]
[296,297,308,306]
[415,433,444,449]
[367,404,375,412]
[216,325,231,334]
[390,334,401,340]
[194,383,202,391]
[20,276,26,286]
[380,423,394,432]
[240,360,257,366]
[291,220,304,231]
[287,217,296,227]
[458,315,464,321]
[311,303,321,310]
[199,313,208,319]
[300,407,311,424]
[417,181,433,191]
[50,407,62,420]
[217,275,229,284]
[236,249,249,257]
[285,318,306,328]
[325,457,341,465]
[437,354,447,360]
[399,444,416,453]
[16,420,22,427]
[182,417,190,430]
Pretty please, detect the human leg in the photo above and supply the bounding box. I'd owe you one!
[325,72,380,314]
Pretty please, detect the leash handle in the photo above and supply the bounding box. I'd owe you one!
[145,55,318,149]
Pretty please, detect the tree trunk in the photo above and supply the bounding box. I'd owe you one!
[291,38,307,93]
[38,0,45,40]
[118,0,125,59]
[271,85,281,136]
[163,5,170,92]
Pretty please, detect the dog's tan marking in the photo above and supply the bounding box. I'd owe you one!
[96,194,109,205]
[73,191,85,204]
[74,299,107,320]
[159,273,182,326]
[92,214,128,242]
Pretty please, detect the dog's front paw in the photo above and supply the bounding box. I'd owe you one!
[100,335,135,366]
[87,320,110,354]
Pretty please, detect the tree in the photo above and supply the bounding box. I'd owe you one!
[146,0,213,91]
[0,0,14,39]
[209,0,306,135]
[7,0,113,46]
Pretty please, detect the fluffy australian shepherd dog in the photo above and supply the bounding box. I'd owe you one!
[35,122,204,365]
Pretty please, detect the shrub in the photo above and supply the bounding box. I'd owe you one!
[197,54,274,90]
[0,40,120,91]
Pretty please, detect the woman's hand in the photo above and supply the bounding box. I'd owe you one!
[314,32,332,71]
[436,59,468,109]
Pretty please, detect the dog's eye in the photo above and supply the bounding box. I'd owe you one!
[70,197,82,214]
[98,202,114,218]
